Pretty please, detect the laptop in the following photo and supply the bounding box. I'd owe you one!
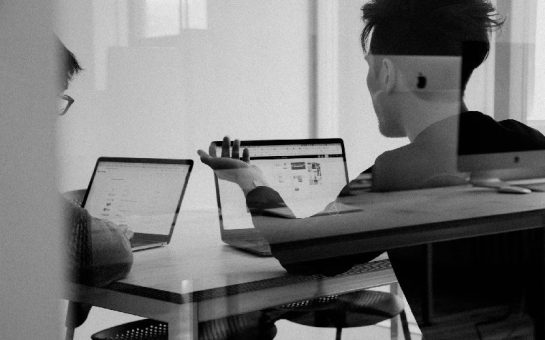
[82,157,193,251]
[213,138,350,256]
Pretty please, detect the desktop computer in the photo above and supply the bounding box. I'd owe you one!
[458,42,545,192]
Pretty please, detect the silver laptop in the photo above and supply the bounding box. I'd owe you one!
[213,139,350,256]
[82,157,193,251]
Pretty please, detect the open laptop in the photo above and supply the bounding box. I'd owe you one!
[82,157,193,251]
[213,138,350,256]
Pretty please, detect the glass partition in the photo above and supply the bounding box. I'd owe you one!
[58,1,541,339]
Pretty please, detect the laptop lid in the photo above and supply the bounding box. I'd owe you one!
[213,139,349,236]
[82,157,193,245]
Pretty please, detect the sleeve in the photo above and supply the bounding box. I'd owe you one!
[64,198,134,329]
[245,186,296,218]
[64,199,133,287]
[245,186,381,276]
[88,215,134,287]
[339,169,373,196]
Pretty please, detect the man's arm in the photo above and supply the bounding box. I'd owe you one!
[245,181,381,276]
[88,215,133,287]
[63,198,133,287]
[199,138,381,276]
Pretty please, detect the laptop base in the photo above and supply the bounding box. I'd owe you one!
[132,242,166,252]
[224,239,272,257]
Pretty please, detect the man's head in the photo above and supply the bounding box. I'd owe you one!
[55,36,82,92]
[361,0,503,137]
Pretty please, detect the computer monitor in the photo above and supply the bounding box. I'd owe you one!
[457,42,545,185]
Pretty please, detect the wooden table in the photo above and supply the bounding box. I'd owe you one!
[65,185,545,339]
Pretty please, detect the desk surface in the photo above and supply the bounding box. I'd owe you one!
[258,185,545,261]
[67,208,396,324]
[262,185,545,242]
[66,185,545,327]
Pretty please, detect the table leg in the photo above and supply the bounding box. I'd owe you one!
[422,243,434,325]
[168,301,198,340]
[536,218,545,339]
[390,283,400,340]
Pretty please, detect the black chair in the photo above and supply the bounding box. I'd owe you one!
[90,288,411,340]
[270,287,411,340]
[90,311,277,340]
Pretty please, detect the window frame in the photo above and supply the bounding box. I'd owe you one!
[494,0,541,130]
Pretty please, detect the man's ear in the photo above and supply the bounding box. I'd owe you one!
[380,58,396,93]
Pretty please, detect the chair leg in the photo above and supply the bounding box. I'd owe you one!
[335,327,342,340]
[65,301,92,340]
[400,310,411,340]
[391,315,400,339]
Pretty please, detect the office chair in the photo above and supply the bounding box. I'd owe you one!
[270,286,411,340]
[90,311,277,340]
[90,287,410,340]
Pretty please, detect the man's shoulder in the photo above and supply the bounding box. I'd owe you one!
[62,196,89,222]
[376,142,425,164]
[372,144,452,191]
[461,110,542,135]
[460,111,545,153]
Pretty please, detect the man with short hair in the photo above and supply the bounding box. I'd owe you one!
[57,38,134,335]
[198,0,545,335]
[56,36,133,287]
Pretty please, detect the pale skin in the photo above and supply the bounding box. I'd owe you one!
[197,136,269,196]
[365,54,468,142]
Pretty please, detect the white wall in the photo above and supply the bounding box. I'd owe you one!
[55,0,506,204]
[56,0,313,210]
[56,0,414,207]
[55,3,403,335]
[0,0,62,339]
[524,0,545,122]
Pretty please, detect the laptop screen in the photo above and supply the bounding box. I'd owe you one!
[215,139,348,230]
[83,159,192,236]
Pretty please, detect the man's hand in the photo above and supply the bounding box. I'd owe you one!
[197,136,269,196]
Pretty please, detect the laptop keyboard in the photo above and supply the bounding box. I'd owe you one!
[130,239,150,248]
[235,239,272,256]
[519,182,545,192]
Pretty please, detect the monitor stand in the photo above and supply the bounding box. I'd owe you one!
[470,172,532,194]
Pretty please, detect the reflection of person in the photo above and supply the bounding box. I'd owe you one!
[57,37,133,286]
[58,37,133,330]
[199,0,545,335]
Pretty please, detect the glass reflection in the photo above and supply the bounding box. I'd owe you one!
[59,0,544,339]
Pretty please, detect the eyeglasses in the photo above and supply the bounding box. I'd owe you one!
[58,94,75,116]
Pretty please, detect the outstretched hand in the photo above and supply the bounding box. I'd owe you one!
[198,136,269,196]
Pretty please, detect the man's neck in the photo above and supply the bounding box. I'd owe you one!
[405,101,468,142]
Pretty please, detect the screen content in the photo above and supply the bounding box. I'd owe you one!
[217,143,347,229]
[84,161,189,235]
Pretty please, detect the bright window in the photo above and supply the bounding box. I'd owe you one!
[528,0,545,121]
[143,0,181,38]
[142,0,208,38]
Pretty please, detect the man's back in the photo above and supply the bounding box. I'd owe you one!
[372,111,545,191]
[382,111,545,325]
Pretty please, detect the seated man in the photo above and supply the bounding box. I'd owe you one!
[199,0,544,336]
[57,37,133,330]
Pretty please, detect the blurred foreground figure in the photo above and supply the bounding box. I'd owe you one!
[57,37,133,332]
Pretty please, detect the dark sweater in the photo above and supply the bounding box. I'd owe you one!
[246,111,545,321]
